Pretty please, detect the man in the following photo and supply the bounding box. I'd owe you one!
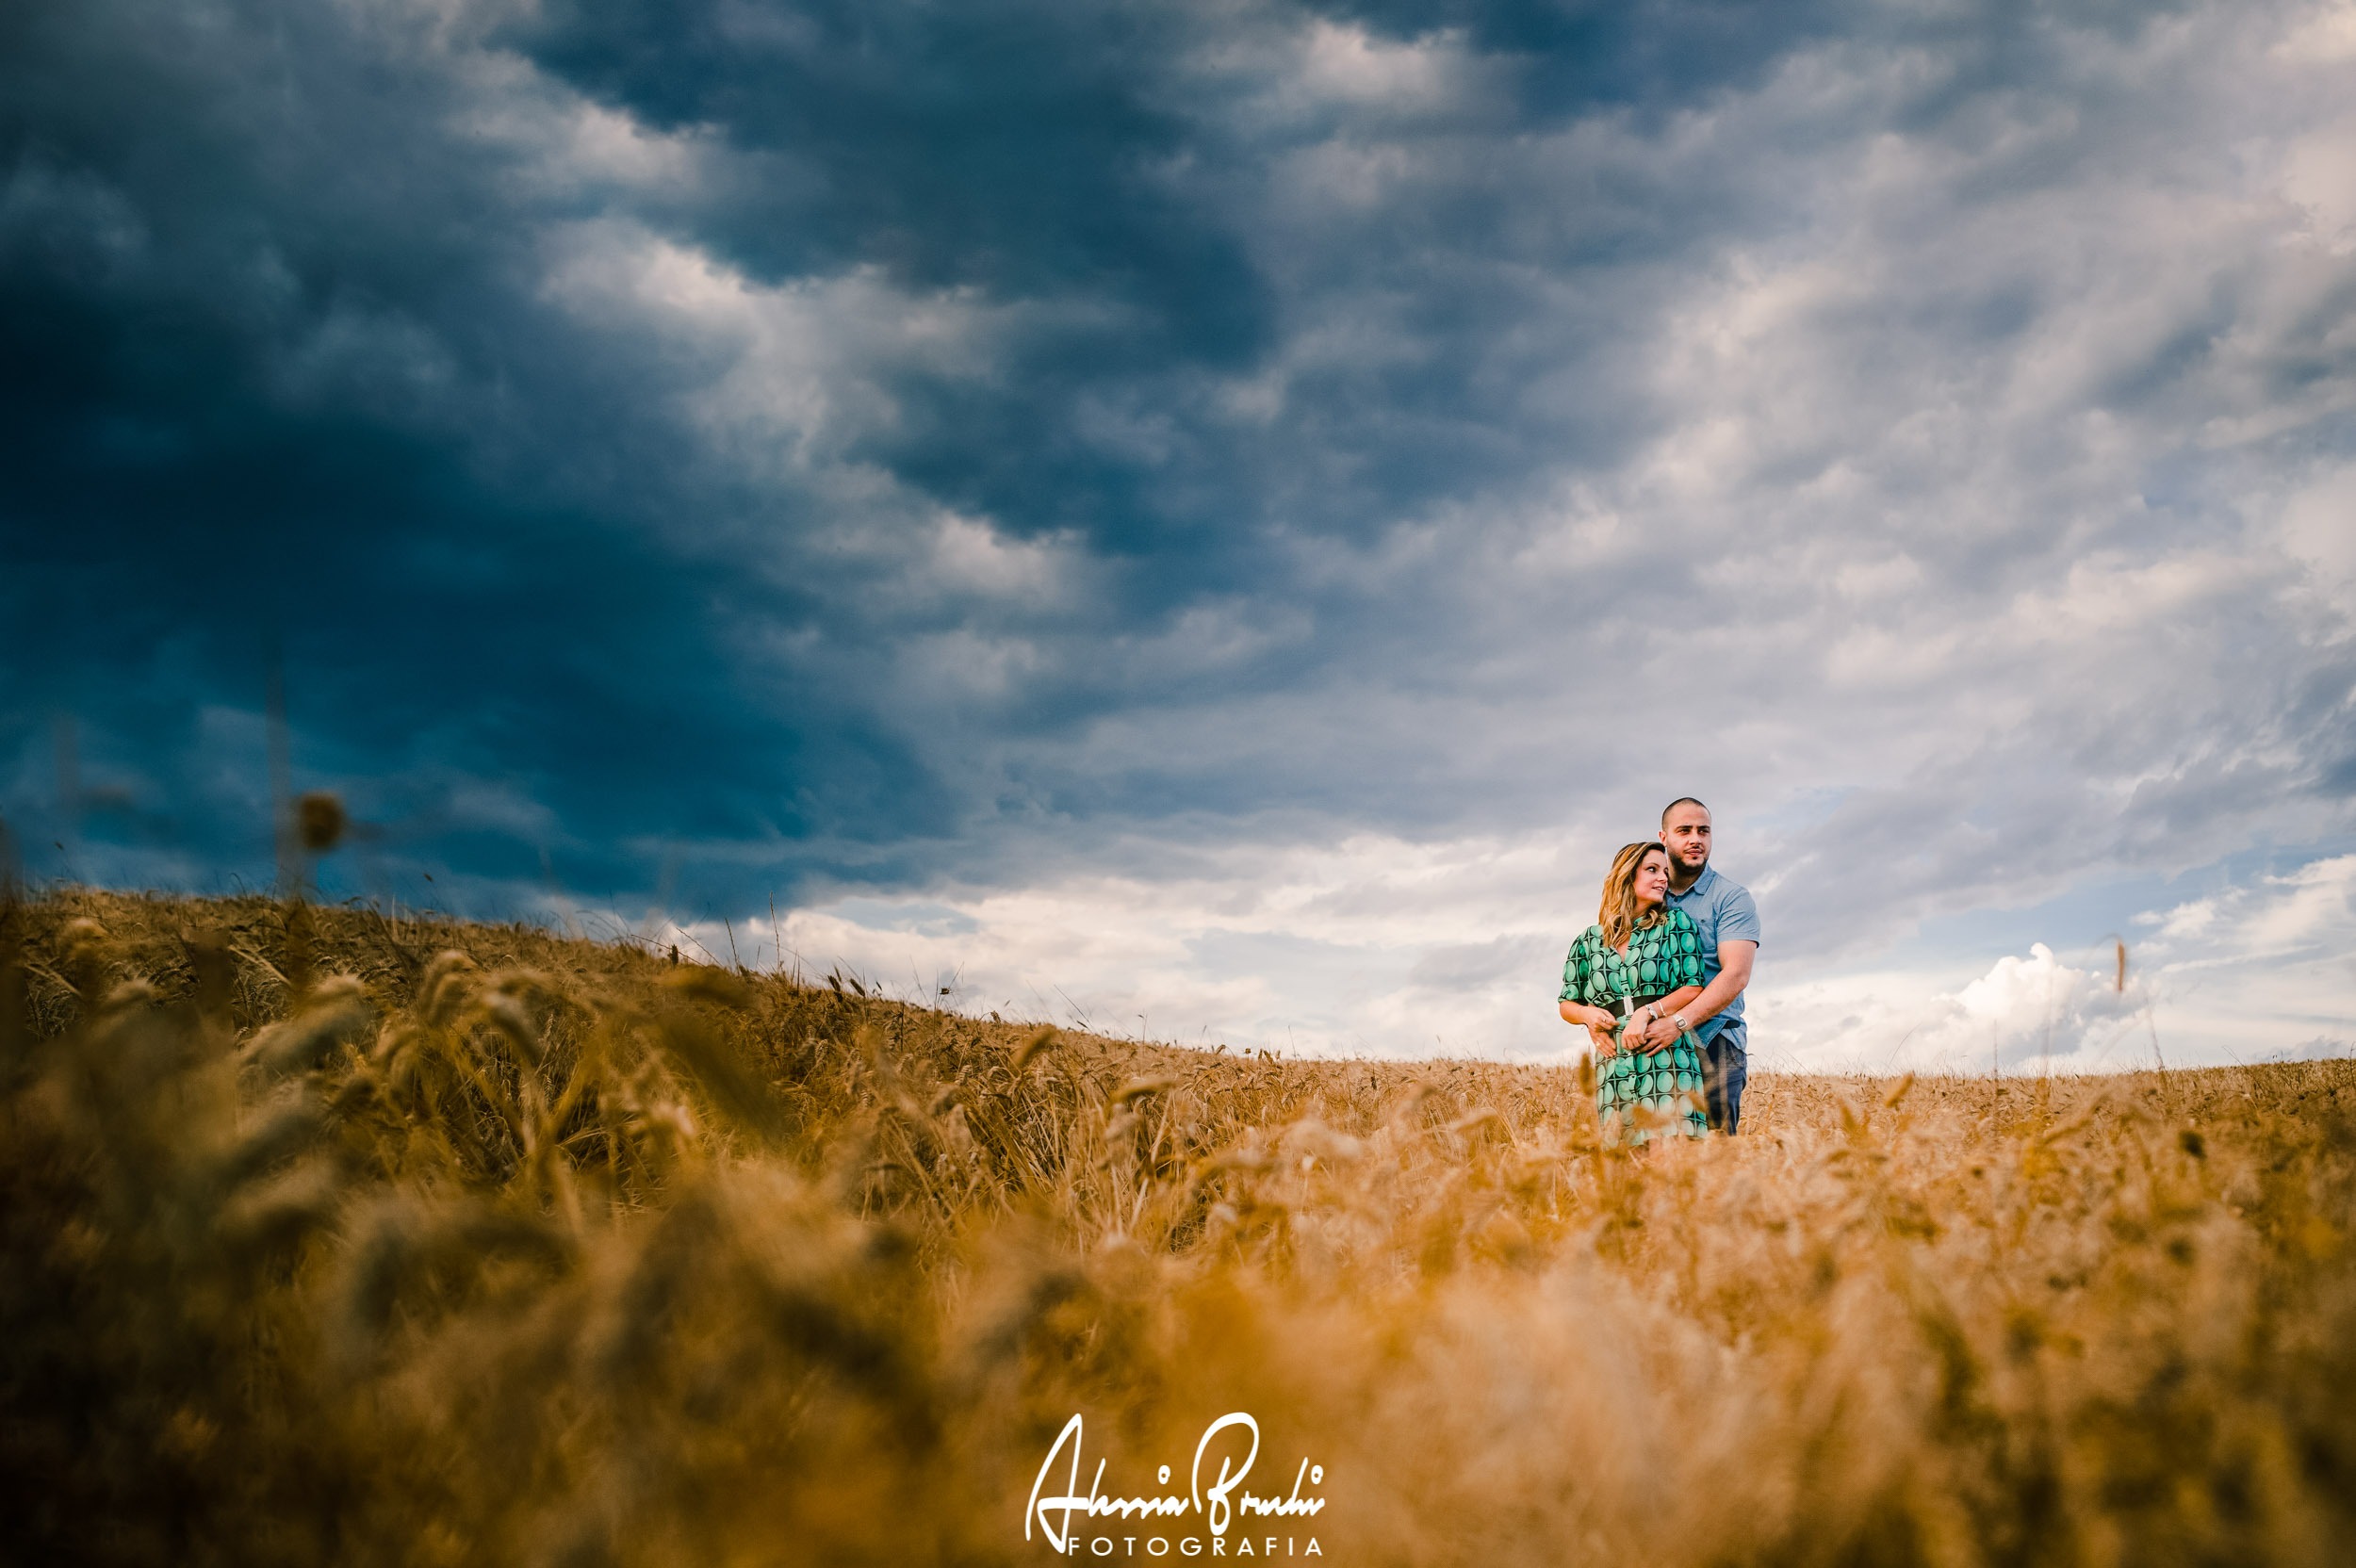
[1636,797,1759,1133]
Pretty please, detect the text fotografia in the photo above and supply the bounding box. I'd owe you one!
[1027,1413,1326,1558]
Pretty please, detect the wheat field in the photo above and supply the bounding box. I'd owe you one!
[4,887,2351,1567]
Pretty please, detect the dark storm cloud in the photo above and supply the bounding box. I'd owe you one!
[0,0,1006,903]
[2,0,2353,1002]
[0,0,1783,901]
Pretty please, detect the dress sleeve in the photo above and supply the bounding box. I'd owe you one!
[1559,928,1595,1004]
[1666,911,1707,989]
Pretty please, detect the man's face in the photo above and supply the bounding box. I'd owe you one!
[1662,804,1711,873]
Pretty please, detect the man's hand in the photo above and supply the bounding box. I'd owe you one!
[1633,1013,1678,1052]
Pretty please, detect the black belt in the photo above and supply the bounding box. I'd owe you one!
[1606,992,1670,1020]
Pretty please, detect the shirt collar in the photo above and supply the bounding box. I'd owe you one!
[1670,863,1717,901]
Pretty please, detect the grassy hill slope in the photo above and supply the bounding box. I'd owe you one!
[5,889,2353,1567]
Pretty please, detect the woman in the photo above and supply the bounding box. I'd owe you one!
[1558,841,1711,1144]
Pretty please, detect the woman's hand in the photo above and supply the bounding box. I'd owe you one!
[1561,999,1621,1054]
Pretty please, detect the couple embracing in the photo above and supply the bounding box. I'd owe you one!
[1556,798,1760,1145]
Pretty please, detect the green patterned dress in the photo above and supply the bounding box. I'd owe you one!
[1559,908,1710,1144]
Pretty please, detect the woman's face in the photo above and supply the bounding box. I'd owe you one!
[1631,849,1670,907]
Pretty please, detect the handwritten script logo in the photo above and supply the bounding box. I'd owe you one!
[1026,1413,1326,1557]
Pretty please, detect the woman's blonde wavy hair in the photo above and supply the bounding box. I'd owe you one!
[1598,841,1672,951]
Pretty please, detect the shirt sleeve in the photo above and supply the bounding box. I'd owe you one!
[1559,930,1593,1004]
[1716,886,1762,946]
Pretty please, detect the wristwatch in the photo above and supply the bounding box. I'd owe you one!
[1669,1011,1690,1037]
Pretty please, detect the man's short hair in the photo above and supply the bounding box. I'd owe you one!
[1661,796,1709,824]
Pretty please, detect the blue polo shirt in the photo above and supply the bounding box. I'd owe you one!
[1664,864,1760,1045]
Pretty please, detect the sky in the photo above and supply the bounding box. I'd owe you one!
[3,0,2353,1071]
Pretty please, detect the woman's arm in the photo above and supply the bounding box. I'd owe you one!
[1559,929,1622,1053]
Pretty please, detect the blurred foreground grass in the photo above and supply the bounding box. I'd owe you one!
[5,888,2353,1567]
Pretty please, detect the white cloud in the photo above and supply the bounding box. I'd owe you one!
[677,844,2351,1071]
[2278,464,2356,594]
[2275,0,2356,62]
[1754,946,2143,1076]
[2127,853,2356,1061]
[450,52,712,197]
[1296,21,1471,110]
[701,828,1598,1058]
[1719,855,2356,1073]
[918,513,1083,606]
[538,226,980,466]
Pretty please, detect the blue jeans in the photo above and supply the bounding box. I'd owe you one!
[1701,1020,1747,1134]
